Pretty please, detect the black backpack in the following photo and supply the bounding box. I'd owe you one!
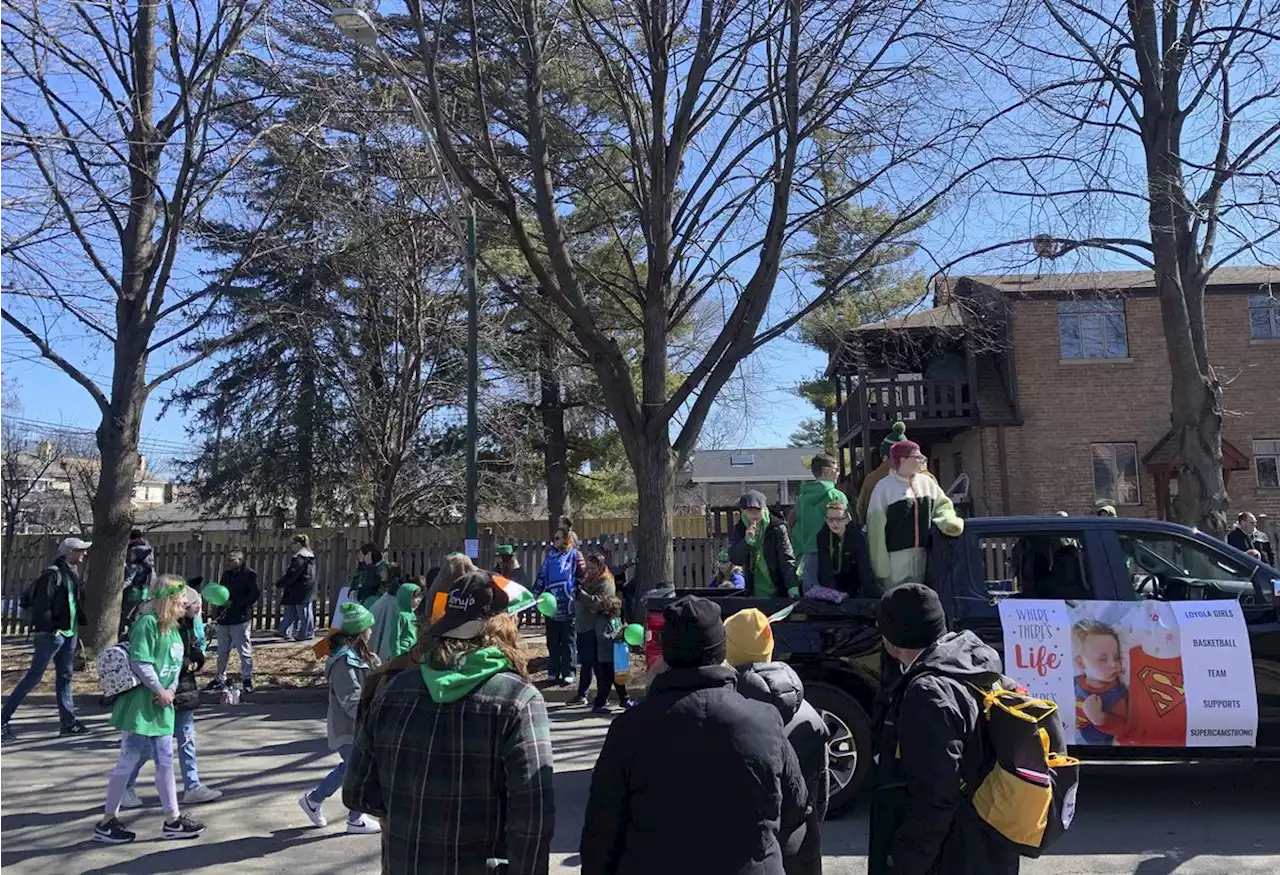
[18,565,57,621]
[956,675,1080,857]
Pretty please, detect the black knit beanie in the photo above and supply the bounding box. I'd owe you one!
[661,595,727,669]
[877,583,947,649]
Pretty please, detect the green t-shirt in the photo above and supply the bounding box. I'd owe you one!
[111,613,184,737]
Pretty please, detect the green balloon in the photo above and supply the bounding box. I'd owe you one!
[623,624,645,647]
[536,591,558,617]
[203,583,230,607]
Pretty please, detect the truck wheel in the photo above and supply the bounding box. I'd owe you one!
[804,681,874,816]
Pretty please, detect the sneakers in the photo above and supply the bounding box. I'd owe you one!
[591,704,613,715]
[93,817,137,845]
[563,674,577,687]
[59,721,90,736]
[162,813,206,840]
[345,814,381,835]
[242,678,254,694]
[120,788,144,810]
[298,791,327,828]
[182,785,222,804]
[566,696,588,707]
[621,698,637,710]
[1,722,14,741]
[204,677,226,692]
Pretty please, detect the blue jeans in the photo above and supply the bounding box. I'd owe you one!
[544,618,577,680]
[309,744,360,823]
[2,632,77,728]
[280,604,315,641]
[126,710,199,792]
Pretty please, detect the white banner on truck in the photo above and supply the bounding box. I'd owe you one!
[998,599,1256,748]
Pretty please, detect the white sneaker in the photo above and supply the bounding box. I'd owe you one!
[119,788,144,810]
[182,785,223,804]
[298,791,326,828]
[345,814,381,835]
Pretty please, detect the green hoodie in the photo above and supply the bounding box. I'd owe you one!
[793,479,847,556]
[390,583,421,659]
[420,646,510,703]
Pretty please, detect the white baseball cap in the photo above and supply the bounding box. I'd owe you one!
[58,537,92,554]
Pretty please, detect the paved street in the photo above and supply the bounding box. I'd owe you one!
[2,700,1278,874]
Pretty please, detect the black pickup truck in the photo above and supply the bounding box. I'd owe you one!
[644,516,1280,813]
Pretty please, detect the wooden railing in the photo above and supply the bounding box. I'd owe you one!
[844,377,974,432]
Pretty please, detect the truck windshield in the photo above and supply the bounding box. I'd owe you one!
[1118,533,1254,585]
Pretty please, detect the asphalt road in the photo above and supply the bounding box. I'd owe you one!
[1,700,1277,874]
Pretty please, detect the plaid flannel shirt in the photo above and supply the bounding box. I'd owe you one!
[344,665,555,875]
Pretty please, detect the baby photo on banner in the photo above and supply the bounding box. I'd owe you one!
[999,599,1257,748]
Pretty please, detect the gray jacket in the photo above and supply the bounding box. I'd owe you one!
[574,573,621,649]
[325,645,378,750]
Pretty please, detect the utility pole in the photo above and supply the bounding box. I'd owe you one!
[465,209,479,547]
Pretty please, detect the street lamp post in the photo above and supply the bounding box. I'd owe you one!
[331,8,480,553]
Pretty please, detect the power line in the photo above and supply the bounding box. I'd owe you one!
[2,415,197,459]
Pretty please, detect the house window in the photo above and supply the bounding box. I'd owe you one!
[1256,439,1280,489]
[706,483,741,506]
[744,481,781,505]
[1059,299,1129,359]
[1091,442,1141,505]
[1249,293,1280,339]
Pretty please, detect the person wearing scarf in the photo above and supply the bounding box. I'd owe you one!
[728,491,799,598]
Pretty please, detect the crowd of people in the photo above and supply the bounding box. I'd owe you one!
[0,420,1275,870]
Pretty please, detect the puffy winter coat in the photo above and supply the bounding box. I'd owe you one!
[24,557,87,635]
[735,662,829,875]
[275,548,317,605]
[580,664,809,875]
[868,631,1020,875]
[216,565,261,626]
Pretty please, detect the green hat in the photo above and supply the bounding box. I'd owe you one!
[880,421,908,454]
[717,548,731,563]
[495,545,514,556]
[155,580,186,600]
[339,602,375,636]
[203,583,231,607]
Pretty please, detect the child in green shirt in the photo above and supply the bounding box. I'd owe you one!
[94,577,206,845]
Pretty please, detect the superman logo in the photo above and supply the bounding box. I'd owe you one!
[1137,665,1185,716]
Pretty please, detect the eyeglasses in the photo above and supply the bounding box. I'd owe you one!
[825,516,847,523]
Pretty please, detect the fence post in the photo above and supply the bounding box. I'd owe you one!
[185,530,203,584]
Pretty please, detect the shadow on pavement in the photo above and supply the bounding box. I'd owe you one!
[70,828,355,875]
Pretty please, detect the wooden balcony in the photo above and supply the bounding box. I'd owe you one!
[837,377,976,446]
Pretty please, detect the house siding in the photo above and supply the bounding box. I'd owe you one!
[991,292,1280,519]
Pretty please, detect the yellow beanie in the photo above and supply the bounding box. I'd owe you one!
[724,608,774,666]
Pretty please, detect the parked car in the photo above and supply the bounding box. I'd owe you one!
[645,516,1280,814]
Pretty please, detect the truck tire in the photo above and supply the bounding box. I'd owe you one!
[804,681,874,816]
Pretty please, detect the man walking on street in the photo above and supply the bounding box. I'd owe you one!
[580,595,808,875]
[868,584,1019,875]
[1228,512,1275,566]
[3,537,92,740]
[207,551,260,692]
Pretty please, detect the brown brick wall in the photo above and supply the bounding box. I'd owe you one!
[979,292,1280,520]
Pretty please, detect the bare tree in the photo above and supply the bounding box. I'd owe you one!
[1,1,277,651]
[1,422,65,563]
[953,0,1280,534]
[383,0,973,589]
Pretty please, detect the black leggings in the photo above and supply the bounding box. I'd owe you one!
[576,660,628,706]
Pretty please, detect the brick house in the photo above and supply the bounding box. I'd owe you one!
[831,267,1280,522]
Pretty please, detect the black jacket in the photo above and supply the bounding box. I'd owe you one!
[217,565,261,625]
[1227,527,1275,566]
[735,663,829,875]
[26,557,87,635]
[580,664,808,875]
[729,518,798,598]
[869,632,1020,875]
[173,618,206,713]
[123,540,155,601]
[275,548,317,605]
[815,525,877,598]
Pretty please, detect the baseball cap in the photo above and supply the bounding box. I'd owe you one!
[58,537,92,554]
[495,544,514,557]
[739,490,768,510]
[431,571,509,640]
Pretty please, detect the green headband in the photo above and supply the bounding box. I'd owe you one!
[155,581,186,600]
